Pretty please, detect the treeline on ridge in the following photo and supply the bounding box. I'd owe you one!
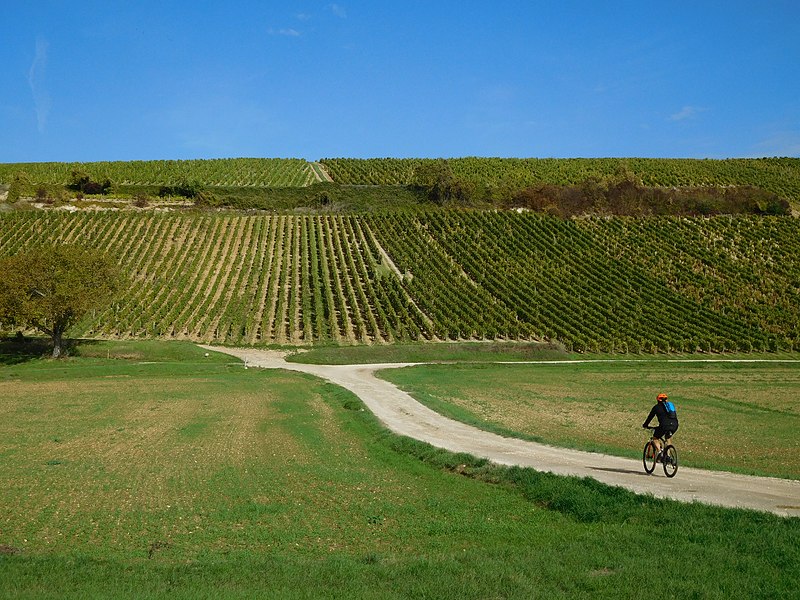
[510,177,789,217]
[409,159,790,216]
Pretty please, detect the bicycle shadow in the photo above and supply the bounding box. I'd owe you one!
[588,466,650,477]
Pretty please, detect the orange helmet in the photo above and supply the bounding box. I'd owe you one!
[656,393,668,402]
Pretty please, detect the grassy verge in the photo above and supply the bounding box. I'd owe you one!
[378,360,800,480]
[0,337,233,367]
[287,341,800,365]
[286,340,571,364]
[0,341,797,598]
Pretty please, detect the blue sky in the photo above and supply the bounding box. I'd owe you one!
[2,1,798,162]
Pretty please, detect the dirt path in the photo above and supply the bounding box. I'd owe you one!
[202,346,800,517]
[309,162,334,183]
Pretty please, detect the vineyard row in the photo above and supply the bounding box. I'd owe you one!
[0,158,322,189]
[1,212,798,352]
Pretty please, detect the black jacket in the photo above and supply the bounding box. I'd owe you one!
[643,401,678,428]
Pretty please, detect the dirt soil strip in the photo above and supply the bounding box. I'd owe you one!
[201,346,800,517]
[310,161,334,182]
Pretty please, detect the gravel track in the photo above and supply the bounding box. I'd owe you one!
[203,346,800,517]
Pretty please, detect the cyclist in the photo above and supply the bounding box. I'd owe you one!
[642,393,679,459]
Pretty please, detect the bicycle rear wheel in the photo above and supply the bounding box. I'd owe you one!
[643,441,657,474]
[663,445,678,477]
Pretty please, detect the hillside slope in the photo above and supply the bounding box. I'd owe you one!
[2,157,798,214]
[321,157,800,206]
[1,211,797,352]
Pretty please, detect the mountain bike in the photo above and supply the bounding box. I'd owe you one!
[643,427,678,477]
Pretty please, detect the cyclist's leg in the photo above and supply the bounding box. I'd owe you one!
[662,429,678,472]
[649,436,659,454]
[663,429,677,464]
[664,425,677,447]
[664,429,673,463]
[653,425,666,454]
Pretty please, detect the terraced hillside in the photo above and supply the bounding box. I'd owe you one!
[1,211,798,352]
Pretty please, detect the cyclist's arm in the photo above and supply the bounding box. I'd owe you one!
[642,405,657,428]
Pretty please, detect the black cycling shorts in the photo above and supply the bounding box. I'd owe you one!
[654,423,678,440]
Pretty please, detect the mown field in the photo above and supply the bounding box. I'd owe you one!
[0,341,797,599]
[1,211,799,353]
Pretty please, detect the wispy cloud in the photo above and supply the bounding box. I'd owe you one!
[268,6,344,39]
[669,105,706,122]
[268,27,301,37]
[329,3,347,18]
[27,36,51,133]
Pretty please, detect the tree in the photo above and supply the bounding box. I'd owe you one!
[412,159,479,205]
[0,246,122,357]
[158,177,204,199]
[68,170,112,195]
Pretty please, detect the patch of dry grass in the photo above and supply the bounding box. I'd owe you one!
[381,361,800,479]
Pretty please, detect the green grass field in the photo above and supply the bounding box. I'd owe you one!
[378,359,800,480]
[1,341,798,598]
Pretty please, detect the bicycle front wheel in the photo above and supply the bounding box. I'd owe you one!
[643,441,657,474]
[663,445,678,477]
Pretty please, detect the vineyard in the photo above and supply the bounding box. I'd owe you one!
[320,157,800,203]
[1,211,798,352]
[2,158,798,207]
[0,158,321,188]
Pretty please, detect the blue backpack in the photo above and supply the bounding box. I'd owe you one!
[664,401,677,419]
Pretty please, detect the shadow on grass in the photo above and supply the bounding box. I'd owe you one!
[0,335,101,366]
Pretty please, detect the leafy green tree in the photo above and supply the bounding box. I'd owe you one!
[412,159,479,205]
[6,172,32,203]
[68,170,112,194]
[158,177,204,199]
[0,246,122,357]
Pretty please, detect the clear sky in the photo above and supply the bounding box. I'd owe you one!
[2,1,798,163]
